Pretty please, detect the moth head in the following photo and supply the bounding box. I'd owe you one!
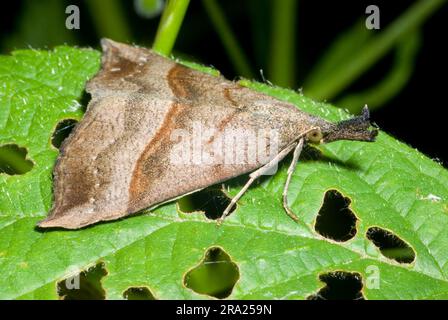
[314,106,378,144]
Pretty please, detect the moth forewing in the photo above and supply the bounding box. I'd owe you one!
[38,39,377,229]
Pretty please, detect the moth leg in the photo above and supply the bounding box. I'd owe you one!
[218,142,298,224]
[282,138,304,222]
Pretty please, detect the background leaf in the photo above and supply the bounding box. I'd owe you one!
[303,0,445,101]
[336,31,421,113]
[4,0,76,50]
[0,47,447,300]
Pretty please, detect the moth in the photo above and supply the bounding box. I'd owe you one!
[38,39,377,229]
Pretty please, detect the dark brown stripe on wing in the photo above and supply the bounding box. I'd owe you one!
[128,102,187,210]
[167,64,200,100]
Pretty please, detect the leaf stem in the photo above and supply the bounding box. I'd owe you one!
[86,0,132,41]
[269,0,297,88]
[201,0,254,78]
[153,0,191,56]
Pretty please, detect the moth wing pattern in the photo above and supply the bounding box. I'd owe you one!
[38,39,320,229]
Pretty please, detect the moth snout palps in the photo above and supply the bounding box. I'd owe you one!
[37,39,378,229]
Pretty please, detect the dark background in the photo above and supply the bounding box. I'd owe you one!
[1,0,447,164]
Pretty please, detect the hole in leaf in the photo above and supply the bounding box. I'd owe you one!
[51,119,78,149]
[178,187,233,220]
[307,271,364,300]
[0,144,34,175]
[366,227,415,264]
[80,91,91,113]
[184,247,239,299]
[57,262,107,300]
[123,287,156,300]
[315,190,357,242]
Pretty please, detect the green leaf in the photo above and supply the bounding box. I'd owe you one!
[0,46,100,225]
[1,47,447,300]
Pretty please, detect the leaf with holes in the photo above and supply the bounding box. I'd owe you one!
[0,46,447,300]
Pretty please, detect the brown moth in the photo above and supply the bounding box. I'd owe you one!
[37,39,377,229]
